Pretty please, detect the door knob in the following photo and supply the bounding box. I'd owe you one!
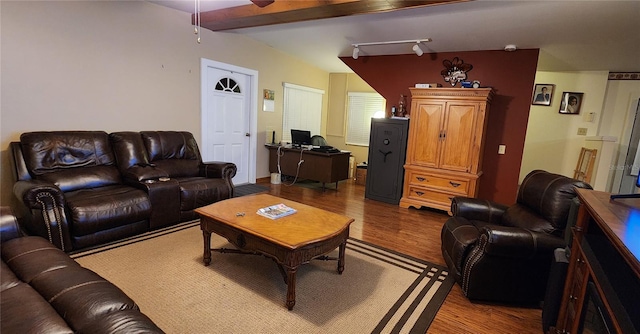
[245,133,250,137]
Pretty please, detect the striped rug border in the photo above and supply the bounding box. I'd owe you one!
[70,220,200,259]
[71,221,454,333]
[348,238,453,334]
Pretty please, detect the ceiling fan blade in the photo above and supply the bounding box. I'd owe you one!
[250,0,274,8]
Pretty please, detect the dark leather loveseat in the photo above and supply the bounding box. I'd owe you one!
[440,170,591,304]
[10,131,236,252]
[1,206,164,333]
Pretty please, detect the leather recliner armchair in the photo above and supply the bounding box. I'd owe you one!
[440,170,591,304]
[11,131,153,252]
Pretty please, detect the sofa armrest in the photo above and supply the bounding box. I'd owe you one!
[200,162,237,180]
[120,165,169,182]
[451,197,508,224]
[476,225,566,259]
[0,207,23,242]
[12,180,72,251]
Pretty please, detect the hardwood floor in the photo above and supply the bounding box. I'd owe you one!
[256,178,544,333]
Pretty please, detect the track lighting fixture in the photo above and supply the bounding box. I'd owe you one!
[412,43,424,56]
[194,0,201,44]
[351,38,431,58]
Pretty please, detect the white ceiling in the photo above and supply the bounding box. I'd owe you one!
[150,0,640,73]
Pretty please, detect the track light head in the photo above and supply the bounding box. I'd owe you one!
[412,43,423,56]
[352,46,359,59]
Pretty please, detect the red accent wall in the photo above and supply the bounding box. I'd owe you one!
[340,49,539,204]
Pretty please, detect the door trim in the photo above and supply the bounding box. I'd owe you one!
[200,58,258,184]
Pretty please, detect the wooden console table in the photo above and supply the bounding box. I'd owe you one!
[266,145,350,190]
[553,189,640,333]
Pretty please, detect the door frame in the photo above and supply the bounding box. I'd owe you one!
[200,58,258,184]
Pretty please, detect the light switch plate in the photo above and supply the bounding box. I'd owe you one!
[577,128,588,136]
[498,145,506,155]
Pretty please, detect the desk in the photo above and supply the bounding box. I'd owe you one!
[266,145,350,190]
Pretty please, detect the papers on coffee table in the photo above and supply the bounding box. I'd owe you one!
[257,203,297,220]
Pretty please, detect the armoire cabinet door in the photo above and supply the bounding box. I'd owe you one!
[408,101,444,168]
[440,102,478,172]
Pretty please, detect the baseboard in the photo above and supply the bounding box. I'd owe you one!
[256,176,271,183]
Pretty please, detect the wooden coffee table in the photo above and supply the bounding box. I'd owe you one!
[195,193,354,310]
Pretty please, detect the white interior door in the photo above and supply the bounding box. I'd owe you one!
[201,59,258,185]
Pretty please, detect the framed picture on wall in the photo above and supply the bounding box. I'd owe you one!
[559,92,584,115]
[531,84,554,106]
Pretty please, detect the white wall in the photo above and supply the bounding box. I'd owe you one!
[0,1,330,206]
[600,80,640,192]
[520,71,609,182]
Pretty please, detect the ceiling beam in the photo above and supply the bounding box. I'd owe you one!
[194,0,467,31]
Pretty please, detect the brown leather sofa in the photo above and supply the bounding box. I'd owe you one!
[10,131,236,252]
[440,170,591,304]
[1,206,164,333]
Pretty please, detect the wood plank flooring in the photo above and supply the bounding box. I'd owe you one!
[255,178,543,333]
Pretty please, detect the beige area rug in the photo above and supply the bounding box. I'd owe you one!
[72,221,453,334]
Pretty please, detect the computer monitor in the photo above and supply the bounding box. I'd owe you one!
[291,129,312,146]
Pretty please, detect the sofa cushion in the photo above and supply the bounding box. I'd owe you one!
[153,159,200,178]
[501,204,557,235]
[38,165,122,192]
[1,235,163,333]
[64,185,151,237]
[177,177,231,211]
[0,272,74,333]
[141,131,201,162]
[516,170,589,230]
[79,309,163,334]
[20,131,121,192]
[109,131,151,169]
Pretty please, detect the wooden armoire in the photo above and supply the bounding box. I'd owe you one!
[399,88,494,211]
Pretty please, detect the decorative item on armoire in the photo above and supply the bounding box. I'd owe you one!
[441,57,473,87]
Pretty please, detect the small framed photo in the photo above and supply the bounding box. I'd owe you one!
[531,84,554,106]
[559,92,584,115]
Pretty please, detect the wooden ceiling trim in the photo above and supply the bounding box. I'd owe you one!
[195,0,467,31]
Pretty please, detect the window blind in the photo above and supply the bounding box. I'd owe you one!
[346,92,386,146]
[282,83,324,142]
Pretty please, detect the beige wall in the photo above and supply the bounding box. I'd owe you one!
[521,71,640,191]
[326,73,377,165]
[520,71,609,182]
[0,1,329,206]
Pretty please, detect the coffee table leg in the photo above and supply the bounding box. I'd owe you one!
[337,241,346,274]
[286,267,297,310]
[203,230,212,266]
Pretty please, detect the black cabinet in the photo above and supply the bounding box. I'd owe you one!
[365,118,409,204]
